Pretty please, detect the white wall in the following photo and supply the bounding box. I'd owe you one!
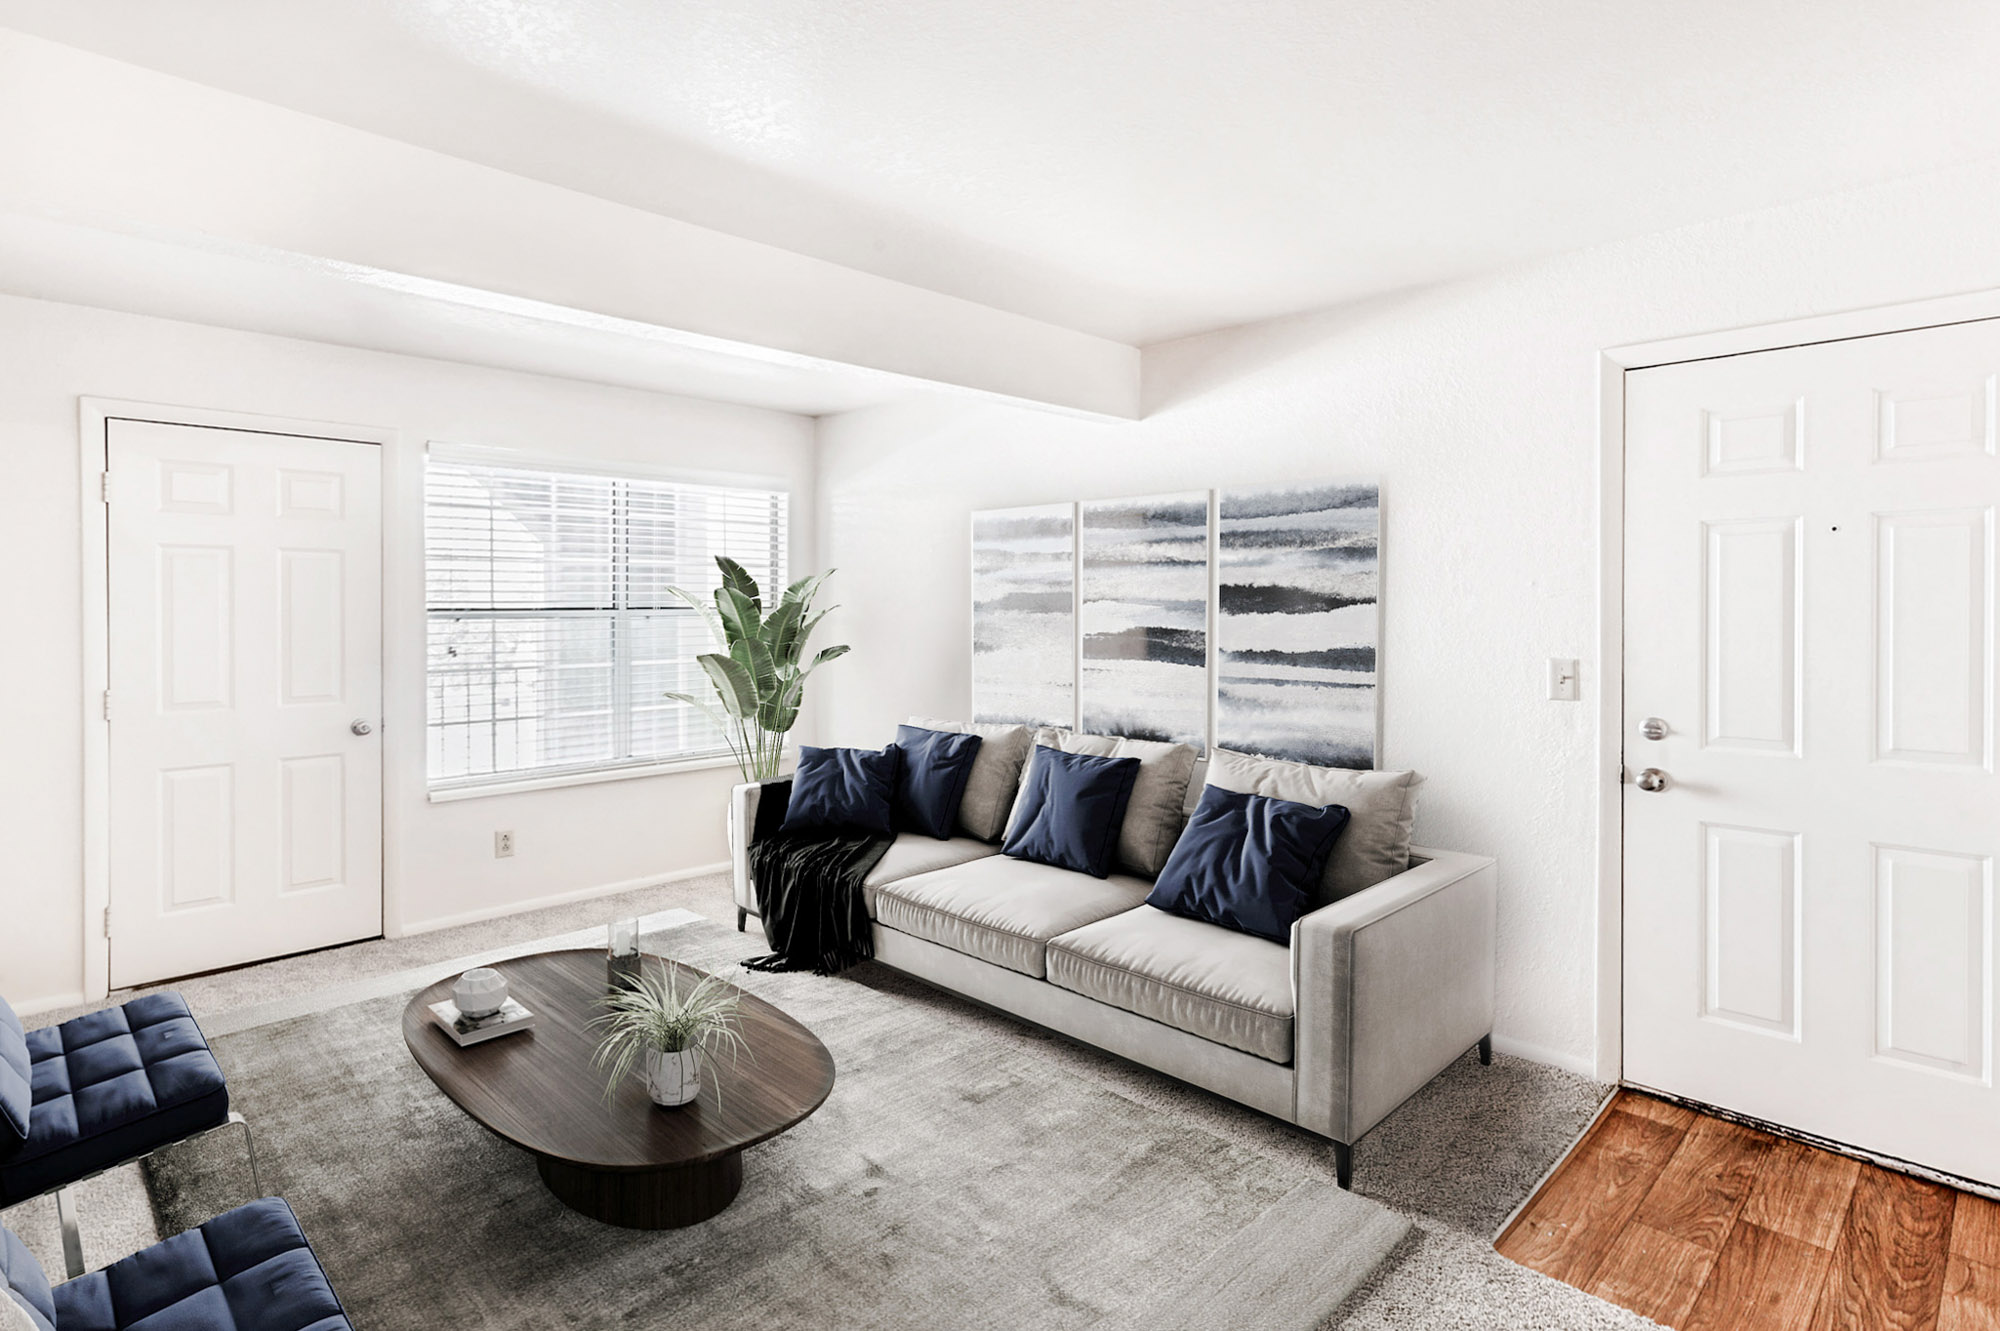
[813,153,2000,1075]
[1,294,816,1011]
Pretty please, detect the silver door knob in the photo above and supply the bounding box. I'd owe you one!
[1636,767,1669,792]
[1641,717,1669,740]
[350,719,374,736]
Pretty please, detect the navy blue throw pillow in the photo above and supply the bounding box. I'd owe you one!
[1002,745,1141,879]
[894,725,984,840]
[782,745,902,837]
[1146,786,1351,943]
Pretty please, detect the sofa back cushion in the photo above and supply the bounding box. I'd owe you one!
[781,745,902,837]
[0,1225,52,1331]
[906,717,1033,842]
[0,996,28,1159]
[1145,786,1350,943]
[1203,749,1420,908]
[893,726,984,840]
[1002,746,1141,879]
[1008,729,1198,878]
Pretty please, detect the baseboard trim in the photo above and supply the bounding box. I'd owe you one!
[396,862,731,937]
[1489,1034,1597,1079]
[10,989,91,1019]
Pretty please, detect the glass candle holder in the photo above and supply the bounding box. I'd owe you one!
[607,917,642,991]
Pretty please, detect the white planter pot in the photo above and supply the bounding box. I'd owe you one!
[644,1047,702,1107]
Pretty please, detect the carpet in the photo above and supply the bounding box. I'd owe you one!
[146,916,1408,1330]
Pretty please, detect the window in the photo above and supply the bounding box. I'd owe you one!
[424,449,787,790]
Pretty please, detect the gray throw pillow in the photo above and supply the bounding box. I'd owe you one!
[1010,729,1199,878]
[1204,748,1421,909]
[905,717,1033,842]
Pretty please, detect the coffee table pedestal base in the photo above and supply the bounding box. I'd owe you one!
[536,1150,744,1229]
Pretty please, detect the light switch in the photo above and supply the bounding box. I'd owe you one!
[1548,658,1580,702]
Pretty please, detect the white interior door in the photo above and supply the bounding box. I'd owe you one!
[107,419,383,987]
[1624,317,2000,1184]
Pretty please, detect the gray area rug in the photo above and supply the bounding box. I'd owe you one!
[147,917,1407,1330]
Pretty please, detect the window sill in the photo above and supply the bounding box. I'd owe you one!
[427,754,750,803]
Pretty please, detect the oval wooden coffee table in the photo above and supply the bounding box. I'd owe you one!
[402,949,834,1228]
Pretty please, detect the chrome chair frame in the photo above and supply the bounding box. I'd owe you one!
[18,1110,260,1279]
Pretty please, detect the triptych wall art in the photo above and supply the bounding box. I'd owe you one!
[970,481,1382,770]
[970,504,1076,731]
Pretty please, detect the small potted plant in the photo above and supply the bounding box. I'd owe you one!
[591,965,749,1108]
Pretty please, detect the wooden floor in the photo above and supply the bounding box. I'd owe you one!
[1496,1090,2000,1330]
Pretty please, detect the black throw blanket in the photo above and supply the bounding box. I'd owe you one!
[742,779,892,975]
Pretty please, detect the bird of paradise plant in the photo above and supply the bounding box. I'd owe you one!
[663,556,849,781]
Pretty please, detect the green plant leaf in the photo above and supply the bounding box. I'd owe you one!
[741,636,780,702]
[716,556,761,612]
[696,652,758,717]
[807,643,851,671]
[763,598,805,665]
[665,586,727,648]
[715,585,762,647]
[794,606,836,651]
[779,572,826,606]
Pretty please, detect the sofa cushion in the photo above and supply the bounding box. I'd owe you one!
[1048,906,1295,1063]
[0,997,28,1160]
[893,725,984,840]
[1204,748,1421,908]
[1011,730,1199,878]
[53,1197,352,1331]
[782,744,902,837]
[860,833,1002,914]
[1003,746,1141,879]
[1147,786,1351,944]
[0,994,229,1208]
[0,1224,53,1331]
[906,717,1034,842]
[873,855,1152,978]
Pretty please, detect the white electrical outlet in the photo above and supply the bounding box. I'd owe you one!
[1548,658,1580,702]
[494,830,515,858]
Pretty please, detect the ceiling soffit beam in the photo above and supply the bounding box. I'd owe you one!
[0,30,1140,420]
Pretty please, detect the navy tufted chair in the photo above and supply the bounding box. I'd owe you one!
[2,1198,352,1331]
[0,994,249,1280]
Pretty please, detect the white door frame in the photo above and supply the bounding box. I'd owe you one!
[1594,286,2000,1082]
[79,398,398,1001]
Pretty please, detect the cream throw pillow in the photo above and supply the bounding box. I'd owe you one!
[1009,729,1199,878]
[1204,748,1421,908]
[905,717,1033,842]
[1,1291,40,1331]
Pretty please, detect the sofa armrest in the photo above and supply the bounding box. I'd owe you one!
[728,779,789,916]
[1291,846,1497,1143]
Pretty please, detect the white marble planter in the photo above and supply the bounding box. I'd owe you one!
[644,1047,702,1107]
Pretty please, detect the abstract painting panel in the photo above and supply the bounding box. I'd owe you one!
[1215,482,1380,768]
[1079,492,1209,747]
[971,503,1076,727]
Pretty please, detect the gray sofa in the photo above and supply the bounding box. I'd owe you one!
[727,749,1497,1189]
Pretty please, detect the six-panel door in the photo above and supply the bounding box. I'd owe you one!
[1624,319,1999,1184]
[107,420,383,987]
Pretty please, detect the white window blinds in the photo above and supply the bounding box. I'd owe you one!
[425,450,788,789]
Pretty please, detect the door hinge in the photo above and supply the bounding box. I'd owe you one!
[100,471,112,504]
[102,907,112,940]
[101,690,112,722]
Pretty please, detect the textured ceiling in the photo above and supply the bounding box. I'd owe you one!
[4,0,1999,344]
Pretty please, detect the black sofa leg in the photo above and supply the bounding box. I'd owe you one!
[1478,1034,1493,1066]
[1333,1141,1353,1191]
[736,908,748,933]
